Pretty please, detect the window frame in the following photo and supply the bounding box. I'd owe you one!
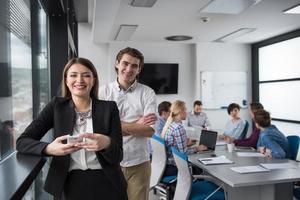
[252,29,300,124]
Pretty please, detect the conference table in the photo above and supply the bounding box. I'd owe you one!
[188,145,300,200]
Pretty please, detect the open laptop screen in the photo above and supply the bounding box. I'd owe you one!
[199,130,218,150]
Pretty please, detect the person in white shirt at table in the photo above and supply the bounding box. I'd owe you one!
[223,103,245,139]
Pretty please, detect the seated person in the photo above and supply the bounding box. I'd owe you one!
[225,102,264,148]
[148,101,171,158]
[254,109,290,159]
[161,100,207,176]
[154,101,172,136]
[223,103,245,139]
[187,100,211,129]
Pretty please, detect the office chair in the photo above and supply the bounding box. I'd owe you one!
[238,120,249,140]
[171,147,225,200]
[287,135,300,160]
[286,135,300,200]
[150,134,176,200]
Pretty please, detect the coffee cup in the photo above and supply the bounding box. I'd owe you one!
[227,143,234,152]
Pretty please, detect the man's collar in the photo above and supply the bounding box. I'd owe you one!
[114,79,138,92]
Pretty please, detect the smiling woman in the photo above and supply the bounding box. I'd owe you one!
[16,58,127,200]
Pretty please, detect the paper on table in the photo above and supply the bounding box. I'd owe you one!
[234,146,256,152]
[260,163,298,170]
[231,165,270,174]
[216,141,227,146]
[199,155,234,165]
[237,152,265,157]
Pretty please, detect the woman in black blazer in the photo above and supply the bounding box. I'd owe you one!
[16,58,127,200]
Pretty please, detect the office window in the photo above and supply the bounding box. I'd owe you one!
[252,30,300,135]
[0,0,32,159]
[259,36,300,81]
[0,0,49,162]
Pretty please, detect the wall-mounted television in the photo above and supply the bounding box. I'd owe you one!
[138,63,178,94]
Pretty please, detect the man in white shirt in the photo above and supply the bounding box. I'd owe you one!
[187,100,211,129]
[99,47,156,200]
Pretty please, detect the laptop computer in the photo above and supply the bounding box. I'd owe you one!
[198,130,218,152]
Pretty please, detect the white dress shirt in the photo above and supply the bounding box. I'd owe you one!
[69,102,102,171]
[99,80,157,167]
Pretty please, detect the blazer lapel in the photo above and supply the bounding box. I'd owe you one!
[58,99,76,136]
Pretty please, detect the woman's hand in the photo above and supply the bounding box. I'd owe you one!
[259,147,272,158]
[77,133,111,151]
[43,135,82,156]
[197,144,208,151]
[224,136,235,143]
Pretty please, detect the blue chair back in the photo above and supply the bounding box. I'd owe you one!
[238,120,249,140]
[287,135,300,160]
[150,134,167,189]
[171,147,192,200]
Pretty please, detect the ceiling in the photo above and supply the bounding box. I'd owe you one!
[85,0,300,44]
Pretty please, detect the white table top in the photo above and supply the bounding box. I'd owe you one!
[189,148,300,187]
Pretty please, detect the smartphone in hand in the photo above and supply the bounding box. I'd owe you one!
[67,135,83,144]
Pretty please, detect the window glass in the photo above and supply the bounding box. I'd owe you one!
[272,121,300,136]
[0,0,32,159]
[259,81,300,121]
[259,36,300,81]
[11,33,33,139]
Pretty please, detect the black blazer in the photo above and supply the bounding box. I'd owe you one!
[16,97,127,198]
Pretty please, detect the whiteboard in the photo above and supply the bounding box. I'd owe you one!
[201,71,248,109]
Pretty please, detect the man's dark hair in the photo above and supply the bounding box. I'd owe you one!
[227,103,241,115]
[254,109,271,128]
[193,100,202,107]
[158,101,171,116]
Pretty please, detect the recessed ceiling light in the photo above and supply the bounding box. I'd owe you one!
[283,4,300,14]
[214,28,256,42]
[165,35,193,41]
[130,0,157,7]
[114,25,138,41]
[201,0,261,14]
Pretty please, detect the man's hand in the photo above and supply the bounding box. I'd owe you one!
[136,113,157,126]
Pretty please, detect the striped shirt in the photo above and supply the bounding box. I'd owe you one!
[164,121,197,166]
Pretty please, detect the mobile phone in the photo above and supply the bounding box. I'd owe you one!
[67,135,83,144]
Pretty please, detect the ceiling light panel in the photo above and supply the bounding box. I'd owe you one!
[130,0,157,7]
[284,4,300,14]
[201,0,261,14]
[214,28,257,42]
[114,25,138,41]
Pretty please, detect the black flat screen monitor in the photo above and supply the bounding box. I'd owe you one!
[138,63,178,94]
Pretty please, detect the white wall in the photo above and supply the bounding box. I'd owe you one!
[78,24,252,133]
[196,43,252,132]
[78,23,197,109]
[78,23,110,86]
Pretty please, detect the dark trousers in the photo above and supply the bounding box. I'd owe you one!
[64,169,127,200]
[163,164,178,176]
